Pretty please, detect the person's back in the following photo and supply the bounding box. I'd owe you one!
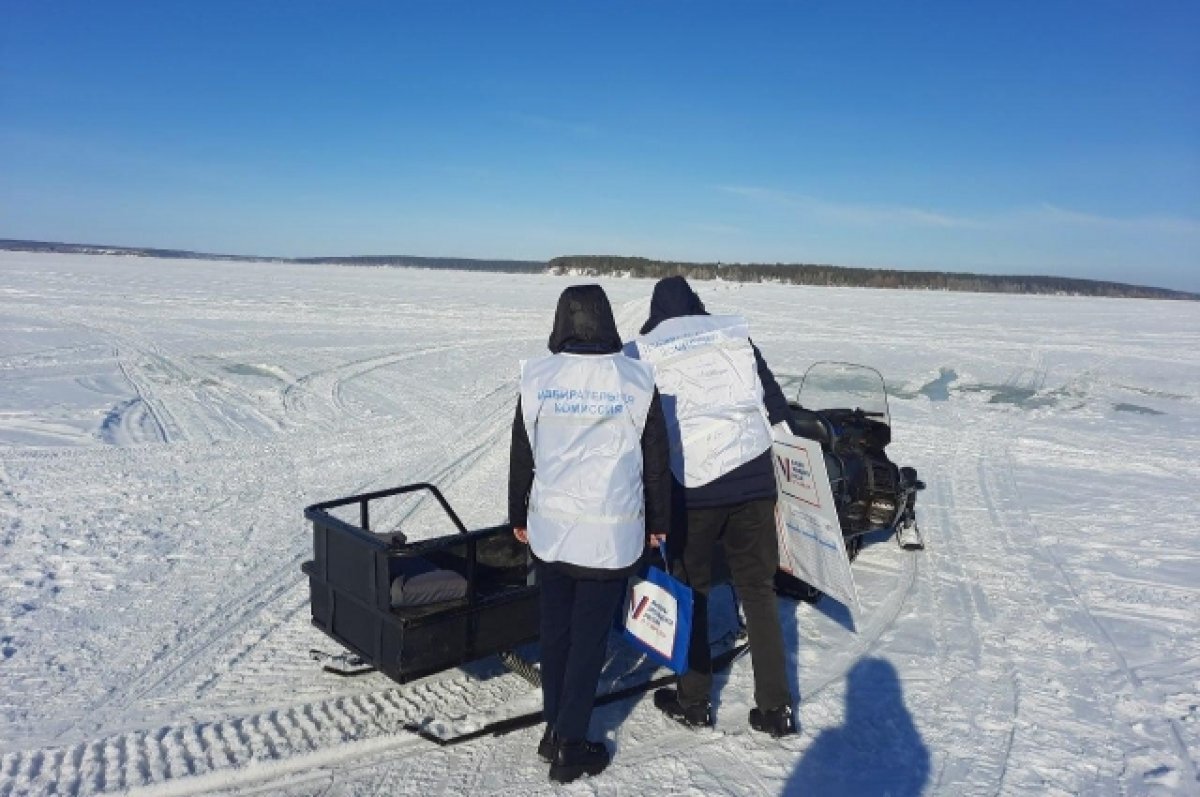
[627,276,793,507]
[519,346,656,570]
[630,276,797,738]
[633,312,774,488]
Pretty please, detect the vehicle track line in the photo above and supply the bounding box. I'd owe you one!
[67,375,517,741]
[994,423,1200,794]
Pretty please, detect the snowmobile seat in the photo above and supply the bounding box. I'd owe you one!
[787,403,834,450]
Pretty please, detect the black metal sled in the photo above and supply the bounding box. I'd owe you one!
[302,483,539,685]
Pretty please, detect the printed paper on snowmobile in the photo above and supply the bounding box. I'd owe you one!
[772,429,861,613]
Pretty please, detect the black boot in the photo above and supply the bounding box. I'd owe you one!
[653,688,713,728]
[549,739,610,783]
[749,704,797,738]
[537,726,559,763]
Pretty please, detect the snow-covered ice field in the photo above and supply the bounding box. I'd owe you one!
[1,251,1198,796]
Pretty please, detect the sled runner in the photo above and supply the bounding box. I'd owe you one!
[776,362,925,601]
[308,647,374,677]
[404,638,750,746]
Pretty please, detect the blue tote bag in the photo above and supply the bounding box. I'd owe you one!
[619,542,694,673]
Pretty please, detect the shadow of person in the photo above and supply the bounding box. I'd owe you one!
[785,657,929,796]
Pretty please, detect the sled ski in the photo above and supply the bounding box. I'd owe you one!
[310,648,375,677]
[895,467,925,549]
[403,641,751,747]
[896,521,924,550]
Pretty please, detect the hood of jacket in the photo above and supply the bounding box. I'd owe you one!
[547,284,623,354]
[638,276,708,335]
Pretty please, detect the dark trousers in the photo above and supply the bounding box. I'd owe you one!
[675,497,792,711]
[537,561,626,742]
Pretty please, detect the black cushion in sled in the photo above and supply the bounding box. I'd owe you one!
[389,556,468,608]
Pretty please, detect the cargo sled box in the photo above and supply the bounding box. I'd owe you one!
[302,483,539,684]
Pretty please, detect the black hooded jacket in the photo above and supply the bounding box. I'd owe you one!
[637,277,792,509]
[508,284,672,579]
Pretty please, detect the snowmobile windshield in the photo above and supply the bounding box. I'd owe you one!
[797,361,890,426]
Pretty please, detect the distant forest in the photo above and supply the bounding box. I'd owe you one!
[2,240,1194,300]
[0,240,545,274]
[548,256,1198,301]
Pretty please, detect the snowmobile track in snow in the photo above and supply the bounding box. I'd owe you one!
[987,411,1200,792]
[279,338,516,428]
[0,670,537,797]
[46,362,518,756]
[77,438,510,723]
[0,512,920,797]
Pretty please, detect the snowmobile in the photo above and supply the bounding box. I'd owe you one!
[775,361,925,603]
[299,362,921,734]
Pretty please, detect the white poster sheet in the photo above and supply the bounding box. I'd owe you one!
[772,430,861,613]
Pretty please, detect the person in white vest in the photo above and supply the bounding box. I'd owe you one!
[509,284,671,784]
[628,276,797,738]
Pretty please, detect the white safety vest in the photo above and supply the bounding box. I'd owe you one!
[520,353,656,570]
[631,315,772,487]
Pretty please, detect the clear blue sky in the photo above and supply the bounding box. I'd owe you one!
[2,2,1198,291]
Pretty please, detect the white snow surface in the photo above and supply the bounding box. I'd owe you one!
[1,251,1198,796]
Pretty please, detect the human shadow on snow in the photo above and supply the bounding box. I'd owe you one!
[784,656,930,797]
